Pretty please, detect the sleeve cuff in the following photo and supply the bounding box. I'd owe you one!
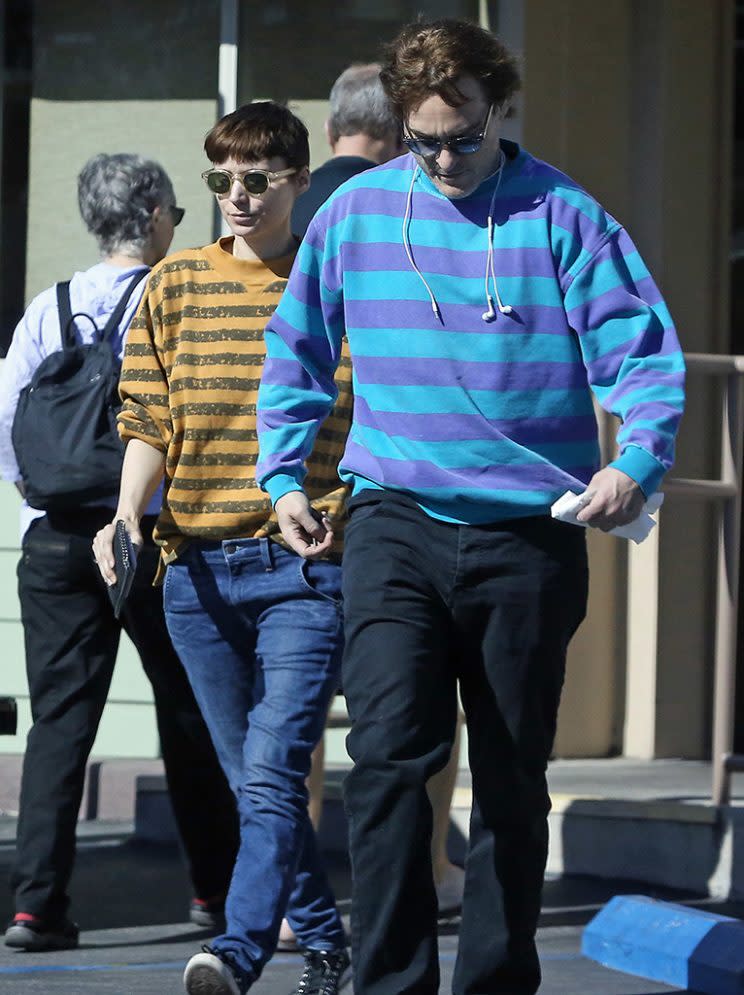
[609,445,667,497]
[263,473,304,507]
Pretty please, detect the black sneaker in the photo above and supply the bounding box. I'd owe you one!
[290,948,351,995]
[4,913,79,951]
[190,897,226,931]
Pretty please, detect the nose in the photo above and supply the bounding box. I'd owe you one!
[436,147,460,172]
[228,178,248,204]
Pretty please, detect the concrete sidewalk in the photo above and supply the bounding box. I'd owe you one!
[6,756,744,901]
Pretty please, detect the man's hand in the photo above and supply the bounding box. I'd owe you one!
[275,490,334,559]
[92,515,143,586]
[575,467,646,532]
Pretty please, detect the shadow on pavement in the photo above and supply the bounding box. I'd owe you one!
[0,835,353,933]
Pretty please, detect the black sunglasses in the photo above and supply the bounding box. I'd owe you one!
[402,104,494,159]
[201,167,297,197]
[168,205,185,226]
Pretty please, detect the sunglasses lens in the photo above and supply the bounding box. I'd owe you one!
[451,137,482,154]
[242,172,270,195]
[206,171,231,195]
[170,206,185,226]
[404,138,441,158]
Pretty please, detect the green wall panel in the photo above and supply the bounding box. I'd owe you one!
[0,482,22,549]
[25,99,218,302]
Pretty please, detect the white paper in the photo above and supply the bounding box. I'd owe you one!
[550,490,664,544]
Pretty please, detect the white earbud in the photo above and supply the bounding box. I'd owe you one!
[482,297,497,322]
[499,304,513,315]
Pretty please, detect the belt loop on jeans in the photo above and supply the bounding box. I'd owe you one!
[259,537,274,572]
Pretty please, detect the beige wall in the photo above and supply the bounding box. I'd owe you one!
[520,0,732,757]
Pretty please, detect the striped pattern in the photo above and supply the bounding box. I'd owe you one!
[256,143,684,524]
[118,239,352,561]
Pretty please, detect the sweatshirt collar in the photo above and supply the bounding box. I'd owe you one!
[202,237,298,283]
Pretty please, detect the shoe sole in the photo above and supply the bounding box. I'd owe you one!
[4,924,78,951]
[184,963,239,995]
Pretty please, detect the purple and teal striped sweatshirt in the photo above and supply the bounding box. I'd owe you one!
[256,141,685,525]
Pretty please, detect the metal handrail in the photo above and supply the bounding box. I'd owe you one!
[663,352,744,806]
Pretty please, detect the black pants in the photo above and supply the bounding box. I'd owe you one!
[11,509,239,922]
[341,493,588,995]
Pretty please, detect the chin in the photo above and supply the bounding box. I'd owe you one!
[230,220,259,236]
[434,177,476,200]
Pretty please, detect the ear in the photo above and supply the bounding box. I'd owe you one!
[324,119,334,151]
[149,204,162,228]
[295,165,311,195]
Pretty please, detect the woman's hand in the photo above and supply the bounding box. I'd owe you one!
[92,516,143,586]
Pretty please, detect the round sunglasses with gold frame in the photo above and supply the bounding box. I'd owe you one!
[201,167,297,197]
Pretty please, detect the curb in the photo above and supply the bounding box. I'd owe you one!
[582,894,744,993]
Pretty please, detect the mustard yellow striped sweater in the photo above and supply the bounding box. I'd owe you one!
[118,238,352,564]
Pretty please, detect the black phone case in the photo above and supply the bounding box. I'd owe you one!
[107,520,138,619]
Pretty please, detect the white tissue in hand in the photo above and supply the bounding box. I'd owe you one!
[550,491,663,543]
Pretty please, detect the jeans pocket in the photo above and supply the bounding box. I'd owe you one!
[19,523,70,572]
[162,560,197,613]
[298,558,343,607]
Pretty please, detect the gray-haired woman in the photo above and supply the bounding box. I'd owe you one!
[0,153,238,952]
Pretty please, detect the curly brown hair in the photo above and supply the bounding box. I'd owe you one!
[380,18,521,119]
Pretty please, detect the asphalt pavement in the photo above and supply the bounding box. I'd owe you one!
[0,824,715,994]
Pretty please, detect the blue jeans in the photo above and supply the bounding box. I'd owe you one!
[163,538,346,988]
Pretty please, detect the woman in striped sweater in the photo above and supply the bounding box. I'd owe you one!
[93,103,351,995]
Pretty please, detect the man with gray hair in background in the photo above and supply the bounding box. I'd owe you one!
[291,62,403,236]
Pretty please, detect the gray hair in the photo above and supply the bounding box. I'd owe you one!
[327,63,400,144]
[77,153,175,256]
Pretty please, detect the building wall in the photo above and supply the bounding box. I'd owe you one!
[0,478,161,759]
[25,0,220,299]
[2,0,734,765]
[520,0,732,758]
[4,0,224,762]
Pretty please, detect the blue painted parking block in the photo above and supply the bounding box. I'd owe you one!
[582,895,744,993]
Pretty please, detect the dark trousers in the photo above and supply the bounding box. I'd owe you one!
[11,509,239,922]
[341,493,588,995]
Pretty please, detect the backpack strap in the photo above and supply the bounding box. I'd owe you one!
[100,270,148,343]
[55,282,76,349]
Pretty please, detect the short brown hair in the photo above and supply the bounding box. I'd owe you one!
[380,18,521,119]
[204,101,310,169]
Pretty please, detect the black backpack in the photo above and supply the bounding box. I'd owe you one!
[11,271,146,511]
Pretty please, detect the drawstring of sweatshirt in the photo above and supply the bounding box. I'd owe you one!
[401,149,509,323]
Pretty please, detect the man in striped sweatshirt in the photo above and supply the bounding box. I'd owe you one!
[256,18,685,995]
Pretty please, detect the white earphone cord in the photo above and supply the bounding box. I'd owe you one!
[482,150,511,321]
[402,151,510,323]
[402,166,441,318]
